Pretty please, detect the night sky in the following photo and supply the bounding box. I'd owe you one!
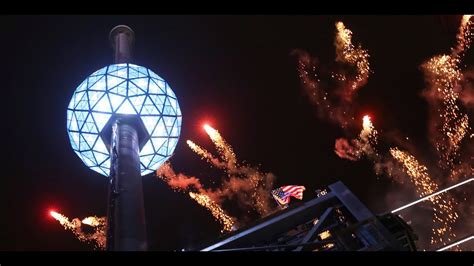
[0,15,471,251]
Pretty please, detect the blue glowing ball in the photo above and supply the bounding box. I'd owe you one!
[66,63,182,176]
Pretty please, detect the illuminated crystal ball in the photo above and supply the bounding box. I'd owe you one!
[66,63,182,176]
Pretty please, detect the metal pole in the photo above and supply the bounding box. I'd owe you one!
[106,25,147,251]
[436,235,474,251]
[106,122,119,251]
[109,25,135,64]
[210,239,334,252]
[391,178,473,213]
[112,120,147,251]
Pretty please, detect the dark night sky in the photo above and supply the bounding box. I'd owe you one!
[0,15,471,251]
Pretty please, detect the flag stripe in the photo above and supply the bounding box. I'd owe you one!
[272,185,305,206]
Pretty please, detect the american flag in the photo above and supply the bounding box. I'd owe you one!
[271,185,306,206]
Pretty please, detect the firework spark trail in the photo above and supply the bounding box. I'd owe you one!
[156,161,203,192]
[422,15,473,170]
[294,21,371,129]
[156,162,236,232]
[294,50,336,123]
[452,15,473,56]
[81,216,106,228]
[50,211,76,230]
[194,124,275,216]
[361,115,378,144]
[389,148,459,245]
[335,115,379,161]
[189,192,234,232]
[79,216,107,249]
[335,22,371,95]
[203,124,237,169]
[422,55,470,169]
[50,211,106,250]
[186,140,226,168]
[229,165,276,216]
[460,69,474,109]
[297,17,472,249]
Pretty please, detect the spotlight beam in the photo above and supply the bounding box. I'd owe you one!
[390,178,473,213]
[436,235,474,251]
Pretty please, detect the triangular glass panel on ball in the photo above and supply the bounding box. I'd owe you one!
[65,25,182,251]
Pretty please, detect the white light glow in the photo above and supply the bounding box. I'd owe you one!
[66,63,182,176]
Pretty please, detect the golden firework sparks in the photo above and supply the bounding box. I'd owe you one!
[453,15,473,56]
[335,21,371,91]
[50,211,76,230]
[335,115,379,161]
[362,115,373,132]
[156,163,236,233]
[186,140,226,168]
[189,192,234,232]
[203,124,237,169]
[81,216,106,227]
[360,115,378,147]
[357,115,378,158]
[389,148,458,245]
[295,51,327,106]
[188,125,274,217]
[50,211,106,250]
[422,15,473,170]
[294,22,370,130]
[422,55,469,169]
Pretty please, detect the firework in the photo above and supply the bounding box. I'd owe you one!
[335,21,371,93]
[50,211,76,230]
[389,148,458,245]
[156,161,203,192]
[187,125,276,217]
[422,15,473,170]
[334,115,378,161]
[203,124,237,169]
[295,50,326,105]
[189,192,234,232]
[294,21,370,129]
[50,211,106,250]
[422,54,469,169]
[82,216,106,227]
[186,140,226,168]
[297,17,472,249]
[360,115,378,150]
[156,162,238,233]
[453,15,473,56]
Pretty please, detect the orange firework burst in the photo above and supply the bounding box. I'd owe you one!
[50,211,106,250]
[389,148,458,246]
[189,192,234,232]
